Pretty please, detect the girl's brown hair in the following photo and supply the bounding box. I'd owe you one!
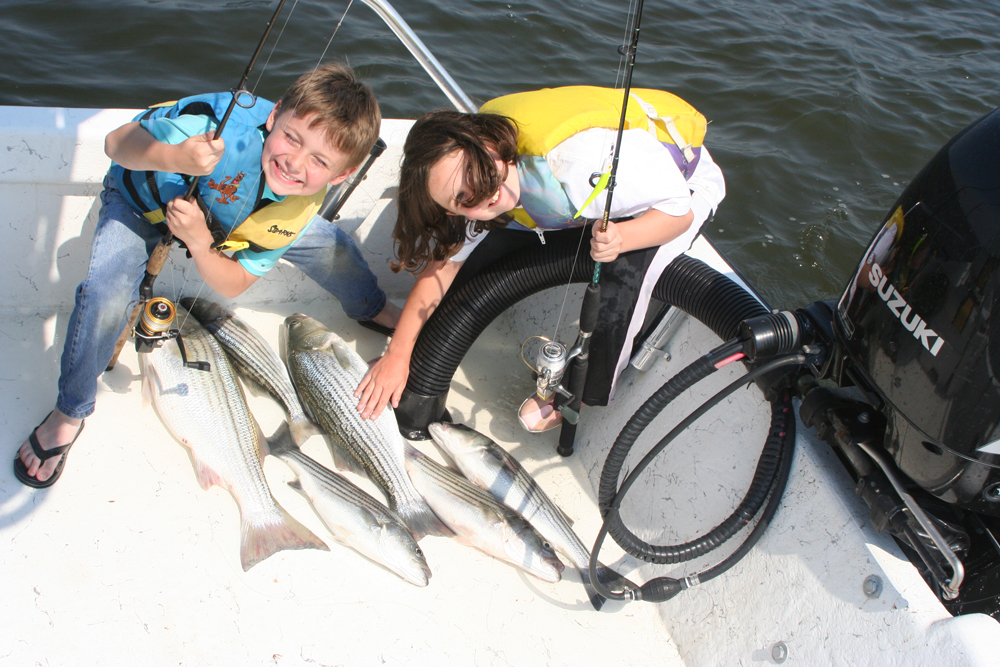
[393,110,518,274]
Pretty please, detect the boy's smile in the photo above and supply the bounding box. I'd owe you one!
[262,107,356,197]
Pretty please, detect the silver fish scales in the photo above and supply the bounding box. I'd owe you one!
[428,422,636,609]
[403,445,564,582]
[284,313,447,540]
[268,422,432,586]
[179,297,319,446]
[140,305,327,571]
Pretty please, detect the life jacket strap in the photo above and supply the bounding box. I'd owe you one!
[628,92,697,163]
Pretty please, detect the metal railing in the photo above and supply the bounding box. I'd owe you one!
[360,0,477,113]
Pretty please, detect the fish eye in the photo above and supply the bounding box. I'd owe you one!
[542,541,552,550]
[415,547,423,557]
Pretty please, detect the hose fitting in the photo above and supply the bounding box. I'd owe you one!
[738,311,813,360]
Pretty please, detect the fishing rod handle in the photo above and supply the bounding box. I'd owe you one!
[105,234,174,371]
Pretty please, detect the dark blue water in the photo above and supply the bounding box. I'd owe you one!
[1,0,998,307]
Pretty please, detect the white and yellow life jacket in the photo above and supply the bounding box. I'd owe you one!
[480,86,707,231]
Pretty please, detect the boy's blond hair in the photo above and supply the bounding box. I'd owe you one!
[277,63,381,168]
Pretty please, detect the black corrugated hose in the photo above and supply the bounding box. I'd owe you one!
[396,233,803,603]
[399,236,769,432]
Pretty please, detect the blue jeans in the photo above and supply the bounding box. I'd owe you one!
[56,175,386,419]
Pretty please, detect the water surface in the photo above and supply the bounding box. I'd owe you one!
[1,0,997,307]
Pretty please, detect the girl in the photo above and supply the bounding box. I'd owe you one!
[355,87,726,428]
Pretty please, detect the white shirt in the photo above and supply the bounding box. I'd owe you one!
[450,128,725,261]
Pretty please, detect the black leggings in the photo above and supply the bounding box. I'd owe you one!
[452,225,658,405]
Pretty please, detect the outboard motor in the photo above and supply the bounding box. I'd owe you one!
[836,107,1000,514]
[803,107,1000,614]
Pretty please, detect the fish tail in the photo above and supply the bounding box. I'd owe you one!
[578,568,608,611]
[266,421,299,457]
[395,500,452,541]
[288,416,323,447]
[239,505,329,571]
[579,564,638,610]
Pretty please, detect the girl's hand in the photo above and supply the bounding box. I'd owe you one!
[165,197,213,254]
[590,219,625,262]
[355,351,410,420]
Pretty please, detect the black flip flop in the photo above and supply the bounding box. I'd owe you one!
[13,414,86,488]
[357,319,395,337]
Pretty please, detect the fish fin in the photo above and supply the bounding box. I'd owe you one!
[239,505,330,571]
[394,498,453,541]
[254,419,270,460]
[331,339,355,370]
[191,455,224,491]
[267,421,299,457]
[287,477,303,492]
[288,417,323,447]
[326,436,369,477]
[236,373,271,399]
[557,504,575,528]
[139,357,156,410]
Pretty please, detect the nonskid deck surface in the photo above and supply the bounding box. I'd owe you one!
[0,303,680,667]
[2,107,997,666]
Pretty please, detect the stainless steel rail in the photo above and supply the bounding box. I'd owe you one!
[360,0,477,113]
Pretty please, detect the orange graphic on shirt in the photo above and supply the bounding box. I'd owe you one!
[207,172,246,204]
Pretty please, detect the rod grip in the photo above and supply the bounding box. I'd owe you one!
[105,235,173,371]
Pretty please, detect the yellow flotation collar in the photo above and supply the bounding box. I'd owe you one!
[215,188,326,252]
[479,86,707,159]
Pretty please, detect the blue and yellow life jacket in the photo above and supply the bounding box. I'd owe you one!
[110,92,324,253]
[479,86,707,231]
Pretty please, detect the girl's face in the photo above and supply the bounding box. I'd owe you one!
[427,149,520,221]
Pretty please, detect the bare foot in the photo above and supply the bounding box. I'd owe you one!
[17,410,84,483]
[370,301,402,330]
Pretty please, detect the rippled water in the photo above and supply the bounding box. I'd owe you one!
[1,0,997,307]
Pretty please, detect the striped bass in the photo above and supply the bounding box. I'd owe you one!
[269,422,432,586]
[428,422,636,609]
[179,297,320,446]
[140,305,328,571]
[403,445,564,583]
[284,313,448,540]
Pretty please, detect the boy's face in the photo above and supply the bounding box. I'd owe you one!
[262,106,357,197]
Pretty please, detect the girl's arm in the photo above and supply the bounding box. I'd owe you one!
[354,258,465,419]
[105,122,225,175]
[590,207,694,263]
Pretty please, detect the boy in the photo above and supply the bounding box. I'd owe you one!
[15,63,399,487]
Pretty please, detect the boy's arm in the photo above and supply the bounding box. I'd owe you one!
[354,258,464,419]
[105,122,225,175]
[590,208,694,263]
[165,197,259,298]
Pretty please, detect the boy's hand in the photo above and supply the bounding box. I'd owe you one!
[165,196,213,254]
[354,351,409,420]
[591,219,625,263]
[175,132,225,176]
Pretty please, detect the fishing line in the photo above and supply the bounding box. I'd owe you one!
[548,0,642,341]
[251,0,303,94]
[180,0,356,329]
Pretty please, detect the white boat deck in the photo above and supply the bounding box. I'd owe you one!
[1,108,998,666]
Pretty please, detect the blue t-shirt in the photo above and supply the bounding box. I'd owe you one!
[141,114,314,276]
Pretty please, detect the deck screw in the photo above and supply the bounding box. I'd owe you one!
[771,641,788,664]
[863,575,883,598]
[858,412,870,424]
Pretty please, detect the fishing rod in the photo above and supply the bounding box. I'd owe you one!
[552,0,646,456]
[107,0,290,370]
